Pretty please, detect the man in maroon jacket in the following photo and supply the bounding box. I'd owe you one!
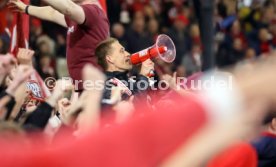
[10,0,110,91]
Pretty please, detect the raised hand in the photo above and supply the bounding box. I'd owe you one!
[8,0,27,13]
[0,53,17,76]
[6,65,34,96]
[140,59,154,77]
[58,98,74,125]
[16,48,35,66]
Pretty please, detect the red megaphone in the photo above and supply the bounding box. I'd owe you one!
[130,34,176,65]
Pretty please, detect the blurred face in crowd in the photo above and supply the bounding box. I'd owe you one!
[133,11,145,33]
[39,42,51,54]
[245,48,256,60]
[174,19,186,31]
[259,28,270,42]
[192,45,202,54]
[143,5,155,18]
[190,24,200,37]
[112,23,125,38]
[231,20,241,35]
[262,6,274,23]
[148,19,159,35]
[106,41,132,72]
[40,56,51,67]
[176,65,186,77]
[233,38,243,51]
[269,23,276,35]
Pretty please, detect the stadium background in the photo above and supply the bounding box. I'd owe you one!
[0,0,275,79]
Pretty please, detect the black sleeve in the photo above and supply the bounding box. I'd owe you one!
[0,91,16,120]
[132,75,149,94]
[23,102,53,129]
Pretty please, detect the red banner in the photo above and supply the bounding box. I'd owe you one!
[10,0,29,55]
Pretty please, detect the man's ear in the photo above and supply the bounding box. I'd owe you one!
[106,55,113,64]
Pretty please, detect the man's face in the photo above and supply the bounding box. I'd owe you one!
[107,41,132,72]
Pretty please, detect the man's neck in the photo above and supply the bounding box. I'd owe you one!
[106,66,125,73]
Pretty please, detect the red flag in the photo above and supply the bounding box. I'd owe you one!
[10,0,29,54]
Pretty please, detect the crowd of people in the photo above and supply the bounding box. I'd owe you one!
[0,0,276,167]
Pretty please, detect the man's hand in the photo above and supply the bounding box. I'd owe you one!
[46,79,73,108]
[58,98,73,125]
[0,54,17,76]
[8,0,27,13]
[6,65,34,97]
[17,48,35,66]
[139,59,154,77]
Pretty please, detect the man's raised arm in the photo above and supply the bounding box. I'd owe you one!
[42,0,86,25]
[9,0,67,27]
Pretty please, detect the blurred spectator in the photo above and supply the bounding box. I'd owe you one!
[37,54,57,80]
[56,34,68,78]
[224,20,247,50]
[189,23,201,46]
[182,44,202,76]
[0,37,8,54]
[269,19,276,48]
[167,14,190,66]
[126,11,153,53]
[29,18,43,51]
[254,28,273,55]
[175,65,186,78]
[217,38,245,67]
[148,18,160,42]
[111,23,128,48]
[245,48,257,61]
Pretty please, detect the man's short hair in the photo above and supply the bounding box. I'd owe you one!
[95,38,118,70]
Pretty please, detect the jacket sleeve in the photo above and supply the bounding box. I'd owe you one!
[132,75,149,94]
[0,91,16,120]
[23,102,53,129]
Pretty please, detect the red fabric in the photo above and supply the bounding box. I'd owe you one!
[207,142,257,167]
[0,95,208,167]
[10,0,29,55]
[260,42,271,54]
[98,0,107,14]
[0,7,8,34]
[65,4,109,90]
